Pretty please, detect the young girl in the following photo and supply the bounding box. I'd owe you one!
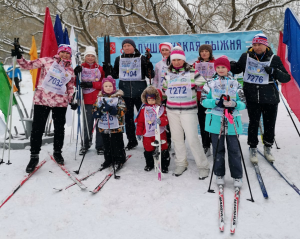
[201,56,246,187]
[135,86,170,173]
[162,46,210,179]
[74,46,105,155]
[93,76,127,170]
[193,44,215,156]
[16,44,76,173]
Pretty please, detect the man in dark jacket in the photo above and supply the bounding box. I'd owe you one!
[112,39,154,150]
[230,33,290,163]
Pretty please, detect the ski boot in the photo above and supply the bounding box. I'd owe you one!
[26,154,39,173]
[53,152,64,165]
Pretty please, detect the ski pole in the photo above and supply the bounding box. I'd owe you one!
[273,79,300,138]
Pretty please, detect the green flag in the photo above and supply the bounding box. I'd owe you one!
[0,63,17,122]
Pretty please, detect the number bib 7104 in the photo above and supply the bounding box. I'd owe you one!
[244,54,274,85]
[119,56,142,81]
[165,72,192,103]
[97,97,119,129]
[42,61,72,95]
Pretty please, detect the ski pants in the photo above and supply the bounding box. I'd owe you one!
[247,102,278,147]
[211,133,243,179]
[166,109,209,170]
[197,100,211,148]
[30,105,67,154]
[102,132,126,164]
[123,97,143,143]
[13,77,21,93]
[82,104,104,150]
[143,131,168,152]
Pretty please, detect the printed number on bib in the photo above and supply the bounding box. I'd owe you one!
[102,114,114,122]
[246,74,264,83]
[123,71,137,77]
[48,76,63,87]
[168,86,187,95]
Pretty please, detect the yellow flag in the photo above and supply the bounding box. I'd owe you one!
[29,36,38,91]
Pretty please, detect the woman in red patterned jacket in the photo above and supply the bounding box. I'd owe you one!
[17,44,76,173]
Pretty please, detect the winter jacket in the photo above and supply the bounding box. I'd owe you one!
[135,104,168,136]
[153,57,169,90]
[93,90,127,134]
[7,66,22,80]
[17,55,75,108]
[112,51,154,98]
[162,67,200,112]
[230,47,290,104]
[81,62,105,104]
[201,74,246,135]
[192,59,215,101]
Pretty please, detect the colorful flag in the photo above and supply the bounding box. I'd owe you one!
[54,14,64,46]
[69,26,78,69]
[63,28,70,44]
[279,8,300,122]
[35,7,58,88]
[29,36,38,91]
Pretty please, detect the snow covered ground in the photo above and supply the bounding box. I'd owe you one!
[0,70,300,239]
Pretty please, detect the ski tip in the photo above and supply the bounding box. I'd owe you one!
[230,229,235,234]
[53,188,63,192]
[219,226,224,232]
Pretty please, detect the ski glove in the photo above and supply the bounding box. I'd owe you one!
[74,66,82,76]
[156,118,161,125]
[80,82,93,89]
[93,110,103,119]
[12,38,23,59]
[216,98,225,108]
[102,101,112,112]
[109,106,118,116]
[137,135,142,141]
[223,100,237,108]
[69,103,78,110]
[264,66,274,75]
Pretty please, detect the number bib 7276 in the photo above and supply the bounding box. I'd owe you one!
[244,54,274,85]
[119,56,142,81]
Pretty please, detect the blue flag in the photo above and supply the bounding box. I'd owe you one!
[54,15,64,46]
[63,28,70,44]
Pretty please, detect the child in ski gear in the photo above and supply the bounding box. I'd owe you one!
[230,33,290,163]
[17,44,76,173]
[112,38,154,150]
[7,65,22,94]
[162,46,210,179]
[74,46,105,155]
[135,86,170,173]
[192,44,215,157]
[201,55,246,188]
[93,76,127,170]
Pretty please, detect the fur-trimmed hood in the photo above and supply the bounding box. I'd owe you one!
[98,89,124,98]
[141,85,161,105]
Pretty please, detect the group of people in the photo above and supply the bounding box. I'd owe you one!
[14,32,290,188]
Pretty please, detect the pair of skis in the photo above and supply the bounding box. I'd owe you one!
[218,185,240,234]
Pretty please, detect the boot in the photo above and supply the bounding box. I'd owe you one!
[79,147,88,155]
[125,140,138,150]
[161,150,170,173]
[26,154,39,173]
[174,166,187,177]
[204,147,211,157]
[199,168,210,180]
[216,176,225,185]
[264,145,275,162]
[249,147,258,164]
[144,151,154,172]
[97,148,104,155]
[100,161,112,170]
[233,178,243,188]
[53,151,64,165]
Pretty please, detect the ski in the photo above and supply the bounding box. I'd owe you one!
[252,163,268,199]
[257,149,300,196]
[0,160,46,209]
[230,187,240,234]
[218,185,225,232]
[90,155,132,194]
[103,35,112,77]
[49,154,87,190]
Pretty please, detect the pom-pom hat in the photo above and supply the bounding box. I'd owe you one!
[102,75,116,95]
[159,42,173,52]
[57,44,72,55]
[252,33,269,47]
[170,46,186,61]
[214,55,230,72]
[84,46,97,58]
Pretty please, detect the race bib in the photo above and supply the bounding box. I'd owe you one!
[144,105,165,137]
[195,62,215,79]
[42,61,72,95]
[81,67,101,94]
[119,56,142,81]
[97,97,119,129]
[243,54,274,85]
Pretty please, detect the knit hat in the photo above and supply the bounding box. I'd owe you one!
[159,42,173,52]
[199,44,212,55]
[252,33,269,47]
[122,39,136,49]
[102,75,116,95]
[83,46,97,58]
[170,46,186,61]
[214,55,230,72]
[57,44,72,55]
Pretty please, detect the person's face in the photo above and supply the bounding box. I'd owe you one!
[147,98,156,105]
[216,66,228,76]
[161,48,170,58]
[200,49,210,61]
[59,51,71,60]
[171,59,185,68]
[103,82,114,94]
[85,54,96,64]
[252,43,267,55]
[123,43,135,54]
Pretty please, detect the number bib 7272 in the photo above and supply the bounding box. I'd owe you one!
[244,54,274,85]
[119,56,142,81]
[165,72,192,103]
[42,61,72,95]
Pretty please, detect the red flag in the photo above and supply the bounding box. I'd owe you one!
[35,7,58,88]
[278,31,300,121]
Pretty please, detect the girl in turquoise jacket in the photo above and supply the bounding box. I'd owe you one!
[201,56,246,188]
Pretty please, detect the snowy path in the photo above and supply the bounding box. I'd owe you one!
[0,70,300,239]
